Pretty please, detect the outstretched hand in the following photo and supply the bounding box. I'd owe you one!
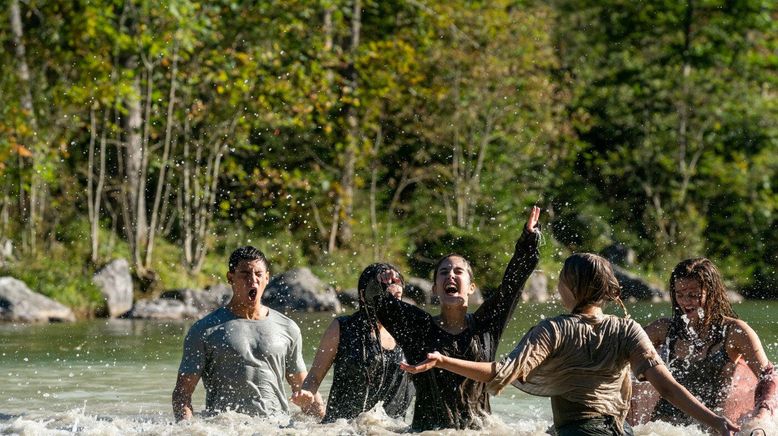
[400,352,444,374]
[291,389,316,411]
[525,206,540,233]
[713,414,740,435]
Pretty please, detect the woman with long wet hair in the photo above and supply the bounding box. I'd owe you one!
[369,206,541,431]
[292,263,413,422]
[643,258,776,425]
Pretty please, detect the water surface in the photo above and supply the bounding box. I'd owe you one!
[2,301,776,434]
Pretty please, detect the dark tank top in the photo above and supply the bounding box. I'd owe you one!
[651,322,734,424]
[322,312,414,422]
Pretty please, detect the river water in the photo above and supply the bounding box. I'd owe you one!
[1,301,776,435]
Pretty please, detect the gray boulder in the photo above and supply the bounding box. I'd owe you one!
[127,284,233,320]
[263,268,342,312]
[613,265,666,300]
[521,271,549,303]
[0,277,76,322]
[93,259,134,318]
[125,298,196,320]
[727,290,744,304]
[161,284,233,314]
[601,243,637,267]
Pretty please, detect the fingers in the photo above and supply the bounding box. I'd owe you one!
[400,360,435,374]
[526,205,541,232]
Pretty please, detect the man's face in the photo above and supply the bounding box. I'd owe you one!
[226,259,269,305]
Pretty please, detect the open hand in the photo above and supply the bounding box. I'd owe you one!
[525,206,540,233]
[377,269,403,299]
[400,352,444,374]
[713,414,740,435]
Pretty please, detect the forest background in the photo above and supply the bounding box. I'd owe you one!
[1,0,776,316]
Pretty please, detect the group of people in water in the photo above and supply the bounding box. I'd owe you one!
[172,207,775,435]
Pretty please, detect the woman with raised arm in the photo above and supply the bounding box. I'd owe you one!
[370,206,541,430]
[643,258,776,426]
[402,253,740,436]
[291,263,413,422]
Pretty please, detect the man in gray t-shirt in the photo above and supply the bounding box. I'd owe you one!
[172,246,323,420]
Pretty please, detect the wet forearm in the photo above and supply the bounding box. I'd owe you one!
[438,355,497,383]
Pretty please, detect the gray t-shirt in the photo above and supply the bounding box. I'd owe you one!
[178,306,307,416]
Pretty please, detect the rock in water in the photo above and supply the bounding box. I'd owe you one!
[521,271,549,303]
[0,277,76,322]
[263,268,342,312]
[93,259,134,318]
[612,265,666,300]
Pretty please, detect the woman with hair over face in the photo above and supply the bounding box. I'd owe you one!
[370,206,541,431]
[643,258,777,425]
[402,253,739,436]
[291,263,413,422]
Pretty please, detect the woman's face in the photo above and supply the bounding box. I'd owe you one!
[433,256,475,308]
[674,277,706,321]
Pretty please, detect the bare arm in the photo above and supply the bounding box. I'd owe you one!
[643,318,670,348]
[291,320,340,418]
[727,319,775,418]
[642,364,739,435]
[172,373,200,421]
[400,351,497,383]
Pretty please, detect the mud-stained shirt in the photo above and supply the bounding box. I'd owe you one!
[487,314,663,432]
[375,228,540,431]
[178,306,307,416]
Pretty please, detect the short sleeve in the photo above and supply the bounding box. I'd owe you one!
[486,320,556,395]
[178,323,206,375]
[626,319,664,380]
[285,321,307,375]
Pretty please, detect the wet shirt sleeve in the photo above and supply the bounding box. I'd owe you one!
[286,321,307,375]
[627,319,664,380]
[486,319,556,395]
[473,228,540,337]
[374,293,432,359]
[178,322,206,375]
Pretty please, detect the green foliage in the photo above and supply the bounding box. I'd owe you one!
[0,0,775,317]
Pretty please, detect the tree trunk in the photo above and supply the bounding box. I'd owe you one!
[9,0,40,253]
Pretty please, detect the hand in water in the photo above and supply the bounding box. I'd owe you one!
[291,390,316,410]
[713,414,740,435]
[525,205,541,233]
[400,352,444,374]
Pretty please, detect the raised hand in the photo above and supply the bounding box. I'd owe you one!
[525,205,540,233]
[377,268,403,299]
[400,352,444,374]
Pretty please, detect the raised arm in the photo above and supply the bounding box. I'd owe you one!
[473,206,541,335]
[374,291,433,354]
[642,364,739,435]
[291,319,340,418]
[172,373,200,421]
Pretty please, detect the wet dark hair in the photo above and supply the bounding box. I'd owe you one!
[559,253,626,315]
[228,246,270,273]
[432,253,474,282]
[669,257,737,334]
[357,262,405,310]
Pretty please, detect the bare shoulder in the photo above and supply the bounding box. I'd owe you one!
[643,317,672,345]
[723,316,758,341]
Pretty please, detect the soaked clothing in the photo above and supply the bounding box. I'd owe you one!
[651,322,734,424]
[375,228,540,431]
[178,307,307,416]
[322,311,414,422]
[487,314,663,433]
[556,415,635,436]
